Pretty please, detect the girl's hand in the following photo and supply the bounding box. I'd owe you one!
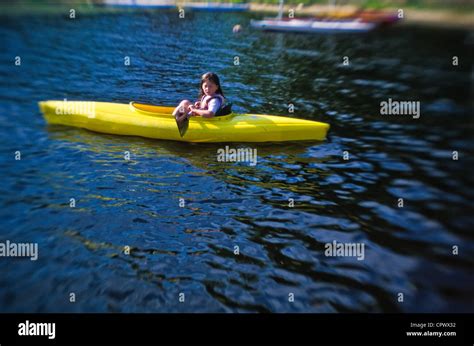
[187,105,197,117]
[194,102,201,108]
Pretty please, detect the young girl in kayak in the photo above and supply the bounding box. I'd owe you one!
[173,72,226,119]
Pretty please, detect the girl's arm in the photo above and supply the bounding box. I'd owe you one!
[189,107,214,118]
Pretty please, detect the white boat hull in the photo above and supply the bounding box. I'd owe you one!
[251,19,377,33]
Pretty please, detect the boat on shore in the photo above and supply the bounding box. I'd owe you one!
[314,8,400,26]
[251,1,400,34]
[251,17,377,34]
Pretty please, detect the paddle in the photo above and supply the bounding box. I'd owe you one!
[175,109,193,137]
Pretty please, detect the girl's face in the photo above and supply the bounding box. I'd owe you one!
[202,79,218,96]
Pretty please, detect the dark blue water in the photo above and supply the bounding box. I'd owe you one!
[0,7,473,312]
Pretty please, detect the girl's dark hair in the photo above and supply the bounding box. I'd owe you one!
[198,72,225,99]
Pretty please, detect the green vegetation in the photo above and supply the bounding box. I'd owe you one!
[249,0,474,12]
[1,0,473,14]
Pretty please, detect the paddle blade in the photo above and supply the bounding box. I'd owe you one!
[175,112,189,137]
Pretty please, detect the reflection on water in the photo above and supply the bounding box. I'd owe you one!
[0,9,473,312]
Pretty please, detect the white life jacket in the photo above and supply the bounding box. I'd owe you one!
[200,94,225,111]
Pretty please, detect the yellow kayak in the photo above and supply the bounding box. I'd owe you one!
[39,100,330,143]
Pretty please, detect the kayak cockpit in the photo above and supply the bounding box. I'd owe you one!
[129,101,236,121]
[129,102,175,116]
